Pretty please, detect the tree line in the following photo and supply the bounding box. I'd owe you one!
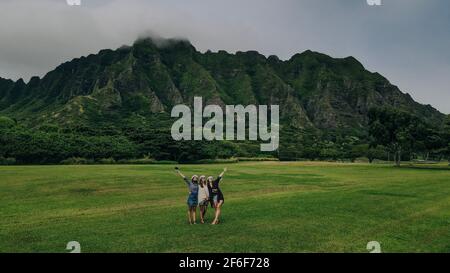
[0,108,448,165]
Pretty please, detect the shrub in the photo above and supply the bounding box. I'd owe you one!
[193,158,239,164]
[97,158,116,164]
[0,156,16,165]
[354,157,370,163]
[237,157,279,162]
[154,160,178,164]
[117,158,156,164]
[116,158,177,164]
[60,157,94,165]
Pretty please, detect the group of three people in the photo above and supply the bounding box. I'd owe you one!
[175,167,227,225]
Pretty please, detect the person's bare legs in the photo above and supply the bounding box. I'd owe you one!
[199,206,205,224]
[192,206,197,224]
[203,206,208,220]
[211,201,223,225]
[188,208,193,225]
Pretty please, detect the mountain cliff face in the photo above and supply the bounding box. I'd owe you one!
[0,37,445,135]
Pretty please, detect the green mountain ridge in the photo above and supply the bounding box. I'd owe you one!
[0,37,446,163]
[0,37,444,130]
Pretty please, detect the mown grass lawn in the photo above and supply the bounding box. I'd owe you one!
[0,162,449,253]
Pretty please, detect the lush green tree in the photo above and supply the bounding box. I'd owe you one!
[0,116,15,129]
[337,135,360,162]
[368,107,425,166]
[444,115,450,162]
[319,141,340,160]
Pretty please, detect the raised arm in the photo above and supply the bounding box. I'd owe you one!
[219,168,227,178]
[174,167,186,179]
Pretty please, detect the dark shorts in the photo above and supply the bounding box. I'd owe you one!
[211,193,224,207]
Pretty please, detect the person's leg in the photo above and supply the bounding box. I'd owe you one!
[211,203,216,223]
[212,201,223,224]
[203,205,208,219]
[188,208,192,224]
[192,206,197,224]
[199,206,205,224]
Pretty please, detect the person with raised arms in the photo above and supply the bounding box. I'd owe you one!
[208,168,227,225]
[175,167,199,225]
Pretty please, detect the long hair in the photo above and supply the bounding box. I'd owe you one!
[191,175,199,184]
[207,176,214,187]
[199,175,206,187]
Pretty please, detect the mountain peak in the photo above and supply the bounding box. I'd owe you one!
[134,36,194,50]
[0,77,14,84]
[342,56,365,70]
[290,50,332,61]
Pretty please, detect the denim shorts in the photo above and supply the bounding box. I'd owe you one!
[187,193,198,207]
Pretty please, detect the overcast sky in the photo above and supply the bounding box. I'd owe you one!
[0,0,449,113]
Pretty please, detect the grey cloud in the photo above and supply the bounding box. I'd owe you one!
[0,0,449,113]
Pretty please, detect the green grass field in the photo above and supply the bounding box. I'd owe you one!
[0,162,449,253]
